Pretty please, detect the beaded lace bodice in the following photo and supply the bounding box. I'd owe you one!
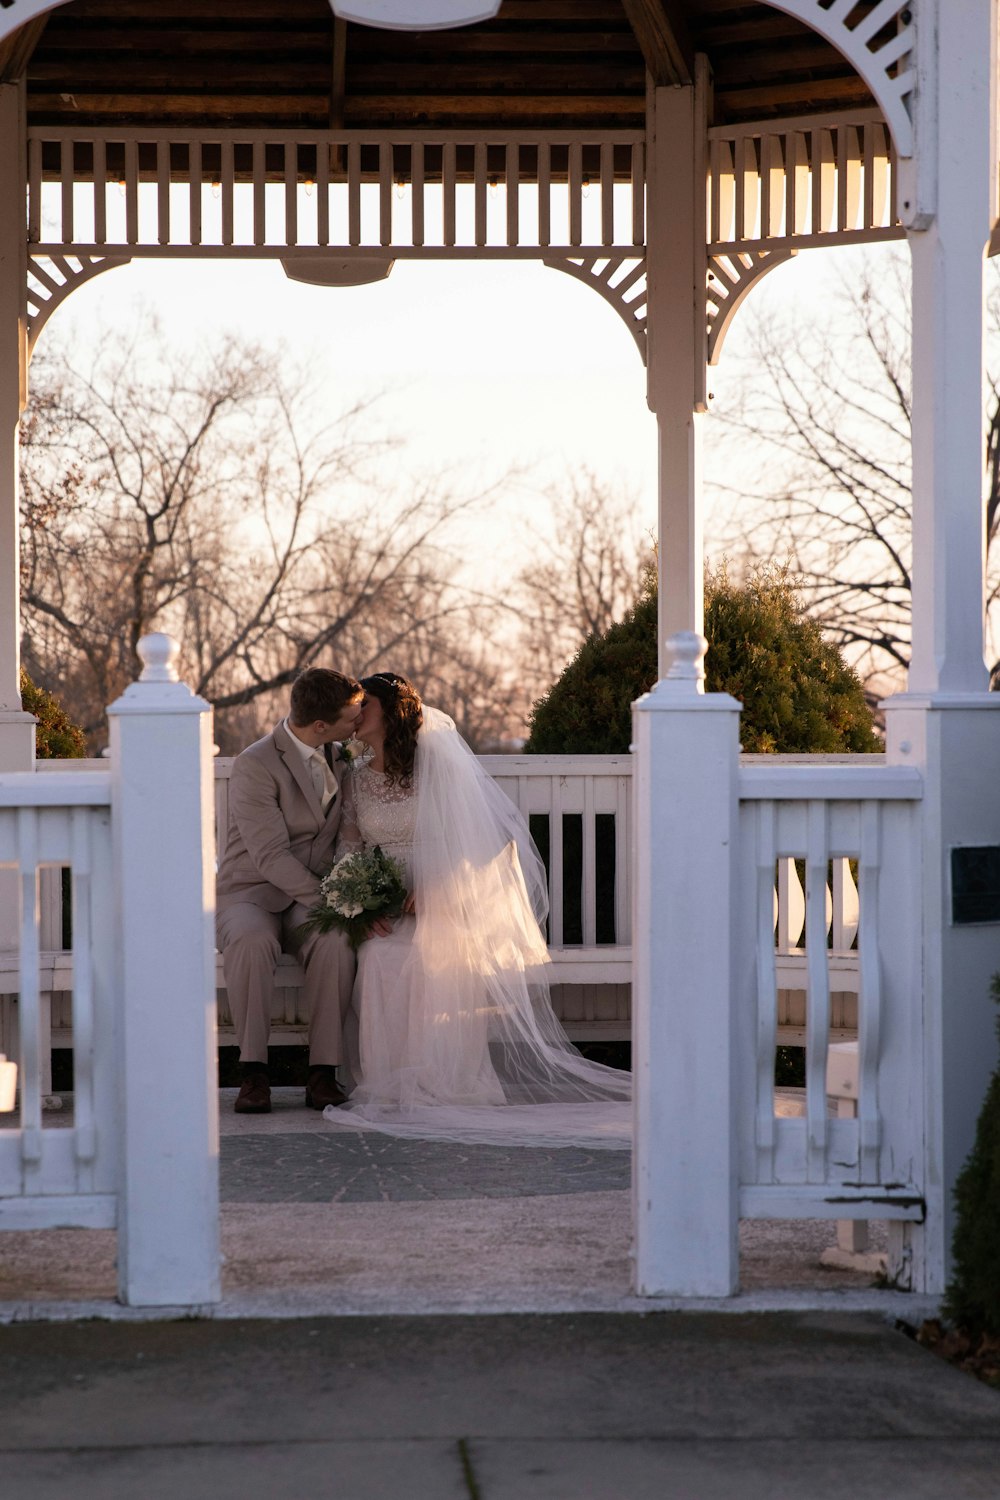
[347,765,417,881]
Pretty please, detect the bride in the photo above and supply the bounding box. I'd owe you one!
[325,671,631,1149]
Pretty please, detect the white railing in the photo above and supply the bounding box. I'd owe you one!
[33,752,869,1041]
[736,763,925,1230]
[708,107,903,254]
[0,775,115,1228]
[0,637,219,1308]
[26,127,646,257]
[26,111,906,263]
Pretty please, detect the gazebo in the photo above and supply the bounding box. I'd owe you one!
[0,0,997,1307]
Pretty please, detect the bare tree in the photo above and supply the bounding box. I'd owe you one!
[511,471,655,708]
[20,325,513,751]
[711,250,1000,688]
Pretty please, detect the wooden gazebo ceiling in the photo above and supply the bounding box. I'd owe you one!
[6,0,877,132]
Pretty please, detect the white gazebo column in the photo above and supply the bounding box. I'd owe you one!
[645,72,709,663]
[632,65,744,1296]
[0,82,35,771]
[884,0,1000,1292]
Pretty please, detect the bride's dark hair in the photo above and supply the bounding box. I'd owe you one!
[361,672,423,788]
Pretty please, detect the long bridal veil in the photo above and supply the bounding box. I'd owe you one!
[325,706,632,1149]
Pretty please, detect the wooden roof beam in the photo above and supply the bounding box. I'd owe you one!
[0,17,48,84]
[620,0,694,88]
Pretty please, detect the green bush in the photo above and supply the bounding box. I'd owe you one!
[526,563,881,755]
[20,669,86,759]
[944,976,1000,1338]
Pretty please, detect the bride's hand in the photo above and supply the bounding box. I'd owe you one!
[403,893,416,915]
[369,916,394,938]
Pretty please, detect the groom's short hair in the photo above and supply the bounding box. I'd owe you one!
[290,668,362,726]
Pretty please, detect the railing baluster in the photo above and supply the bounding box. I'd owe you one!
[28,133,41,242]
[283,141,296,247]
[837,123,861,232]
[568,139,582,245]
[70,808,97,1181]
[221,137,235,246]
[17,808,42,1173]
[411,140,424,247]
[734,134,750,240]
[631,140,644,245]
[156,140,170,245]
[443,140,457,246]
[598,141,614,246]
[189,140,202,246]
[60,139,74,243]
[615,774,629,945]
[582,774,597,946]
[317,139,330,246]
[538,141,551,247]
[857,803,882,1178]
[755,802,778,1176]
[506,141,519,247]
[253,139,266,246]
[549,781,564,950]
[474,141,488,246]
[804,801,831,1182]
[348,139,361,245]
[124,138,139,244]
[93,137,107,245]
[830,856,859,950]
[380,141,392,247]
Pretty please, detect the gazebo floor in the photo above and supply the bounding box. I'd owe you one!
[0,1089,913,1320]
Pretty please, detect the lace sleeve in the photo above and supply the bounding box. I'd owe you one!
[334,769,363,860]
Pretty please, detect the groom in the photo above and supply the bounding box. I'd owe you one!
[216,667,365,1114]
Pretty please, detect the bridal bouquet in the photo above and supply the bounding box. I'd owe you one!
[299,846,408,950]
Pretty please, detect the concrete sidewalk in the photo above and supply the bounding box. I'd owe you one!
[2,1311,998,1499]
[2,1090,997,1498]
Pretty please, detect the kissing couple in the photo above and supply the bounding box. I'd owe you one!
[216,667,631,1149]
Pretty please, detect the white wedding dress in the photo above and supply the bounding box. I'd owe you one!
[324,708,631,1150]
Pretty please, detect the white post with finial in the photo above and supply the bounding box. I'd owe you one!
[107,632,220,1307]
[631,632,742,1297]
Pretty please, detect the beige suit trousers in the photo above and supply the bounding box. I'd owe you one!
[216,901,355,1066]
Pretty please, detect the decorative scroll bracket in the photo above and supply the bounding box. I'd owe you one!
[26,253,132,357]
[761,1,916,159]
[543,254,648,365]
[706,249,794,367]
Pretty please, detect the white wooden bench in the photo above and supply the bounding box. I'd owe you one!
[2,756,635,1085]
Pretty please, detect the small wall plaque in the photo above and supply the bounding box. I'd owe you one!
[951,846,1000,925]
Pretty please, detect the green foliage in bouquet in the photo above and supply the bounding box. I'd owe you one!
[299,845,408,951]
[20,669,86,759]
[944,975,1000,1338]
[525,562,880,755]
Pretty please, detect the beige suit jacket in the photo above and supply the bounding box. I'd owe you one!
[216,721,348,914]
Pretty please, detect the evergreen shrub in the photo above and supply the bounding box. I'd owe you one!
[944,976,1000,1338]
[19,669,86,759]
[526,563,881,755]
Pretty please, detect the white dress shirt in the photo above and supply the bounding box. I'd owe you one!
[284,719,338,814]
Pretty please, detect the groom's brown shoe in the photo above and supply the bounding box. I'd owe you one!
[305,1066,347,1110]
[235,1068,271,1114]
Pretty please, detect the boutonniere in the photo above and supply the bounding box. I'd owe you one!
[338,736,372,768]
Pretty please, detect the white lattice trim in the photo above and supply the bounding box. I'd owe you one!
[26,253,131,354]
[706,250,793,365]
[543,254,647,363]
[761,1,916,156]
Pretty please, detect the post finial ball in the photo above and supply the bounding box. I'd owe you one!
[137,633,181,684]
[665,631,708,684]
